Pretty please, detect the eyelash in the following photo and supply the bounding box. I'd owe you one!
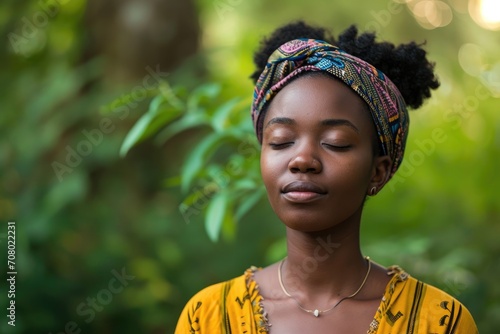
[268,143,351,150]
[269,142,293,149]
[323,143,351,151]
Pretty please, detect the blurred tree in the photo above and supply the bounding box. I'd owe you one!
[84,0,201,84]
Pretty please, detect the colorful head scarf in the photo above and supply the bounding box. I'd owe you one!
[251,38,409,177]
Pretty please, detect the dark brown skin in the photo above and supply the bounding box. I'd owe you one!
[253,75,394,333]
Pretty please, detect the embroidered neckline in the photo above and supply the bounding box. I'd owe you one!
[245,265,409,334]
[367,265,410,334]
[244,266,271,333]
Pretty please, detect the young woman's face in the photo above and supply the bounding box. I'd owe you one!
[260,75,384,232]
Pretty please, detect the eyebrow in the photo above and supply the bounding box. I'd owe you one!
[320,119,359,133]
[264,117,296,129]
[264,117,359,133]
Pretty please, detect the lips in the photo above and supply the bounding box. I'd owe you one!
[281,181,327,203]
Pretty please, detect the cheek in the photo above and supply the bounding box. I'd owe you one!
[330,152,374,188]
[260,148,282,191]
[314,153,374,211]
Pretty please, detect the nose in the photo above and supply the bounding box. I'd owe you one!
[288,144,322,174]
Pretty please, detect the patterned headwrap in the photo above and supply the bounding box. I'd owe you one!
[251,38,409,177]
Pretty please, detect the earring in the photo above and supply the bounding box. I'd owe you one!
[370,186,377,196]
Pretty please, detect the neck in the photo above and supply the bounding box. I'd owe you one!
[282,214,367,304]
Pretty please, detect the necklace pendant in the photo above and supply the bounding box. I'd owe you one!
[313,309,320,317]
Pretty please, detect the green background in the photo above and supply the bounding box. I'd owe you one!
[1,0,499,333]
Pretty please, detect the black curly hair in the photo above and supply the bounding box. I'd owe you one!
[250,21,440,109]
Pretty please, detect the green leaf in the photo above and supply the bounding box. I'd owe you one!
[187,83,221,113]
[211,97,241,132]
[149,93,166,113]
[205,191,228,242]
[181,131,238,192]
[120,95,184,157]
[120,112,154,157]
[142,106,185,138]
[235,187,264,220]
[158,81,185,110]
[119,95,163,156]
[181,182,219,208]
[221,204,236,241]
[101,87,159,115]
[163,176,181,188]
[154,113,210,145]
[233,178,258,191]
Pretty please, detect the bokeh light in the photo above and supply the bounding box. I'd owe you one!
[458,43,485,76]
[469,0,500,30]
[409,0,453,29]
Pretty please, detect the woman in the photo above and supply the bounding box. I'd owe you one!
[174,22,478,333]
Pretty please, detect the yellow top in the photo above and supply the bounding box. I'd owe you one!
[174,266,478,334]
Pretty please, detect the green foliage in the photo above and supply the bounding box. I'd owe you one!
[119,80,262,242]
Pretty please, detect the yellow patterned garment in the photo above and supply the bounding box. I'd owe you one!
[174,266,478,334]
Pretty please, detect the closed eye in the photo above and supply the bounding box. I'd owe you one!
[322,143,351,151]
[269,142,294,150]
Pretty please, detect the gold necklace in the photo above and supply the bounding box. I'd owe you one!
[278,256,371,317]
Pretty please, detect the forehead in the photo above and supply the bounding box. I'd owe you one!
[264,74,373,131]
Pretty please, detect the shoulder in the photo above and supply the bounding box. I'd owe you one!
[415,279,478,333]
[174,268,261,334]
[178,273,247,316]
[372,266,478,334]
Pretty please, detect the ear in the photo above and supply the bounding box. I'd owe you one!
[367,155,392,196]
